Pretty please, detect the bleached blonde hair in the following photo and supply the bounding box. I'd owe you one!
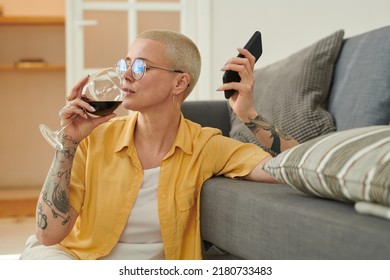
[137,29,201,99]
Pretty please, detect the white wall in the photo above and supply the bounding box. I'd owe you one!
[206,0,390,100]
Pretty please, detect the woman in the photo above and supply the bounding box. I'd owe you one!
[21,30,296,260]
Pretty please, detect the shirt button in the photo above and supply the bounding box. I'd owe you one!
[161,193,167,199]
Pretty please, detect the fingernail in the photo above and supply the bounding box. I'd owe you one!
[89,106,96,112]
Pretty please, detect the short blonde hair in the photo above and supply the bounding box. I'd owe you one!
[137,29,201,99]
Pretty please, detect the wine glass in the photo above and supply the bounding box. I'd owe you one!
[39,67,125,151]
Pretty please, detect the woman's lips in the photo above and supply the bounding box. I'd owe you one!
[122,87,135,96]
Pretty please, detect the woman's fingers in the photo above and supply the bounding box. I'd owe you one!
[59,104,87,122]
[237,48,256,68]
[60,98,93,121]
[69,98,96,113]
[66,75,90,101]
[222,49,255,84]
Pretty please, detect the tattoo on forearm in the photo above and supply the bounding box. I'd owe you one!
[37,145,76,229]
[61,135,79,160]
[52,171,71,214]
[245,114,293,156]
[36,202,48,229]
[37,189,70,229]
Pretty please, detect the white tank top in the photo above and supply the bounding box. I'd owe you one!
[100,167,164,260]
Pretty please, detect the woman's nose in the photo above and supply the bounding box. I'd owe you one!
[123,68,135,82]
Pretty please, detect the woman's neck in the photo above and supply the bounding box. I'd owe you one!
[134,111,181,169]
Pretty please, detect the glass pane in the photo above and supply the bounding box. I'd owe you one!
[83,11,128,69]
[138,11,180,34]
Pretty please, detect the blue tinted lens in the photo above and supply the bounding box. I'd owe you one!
[116,59,127,76]
[132,59,146,79]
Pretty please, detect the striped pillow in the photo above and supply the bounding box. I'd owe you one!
[263,126,390,206]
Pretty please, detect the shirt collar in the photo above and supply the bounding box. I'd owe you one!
[114,113,137,153]
[165,113,193,157]
[114,112,193,156]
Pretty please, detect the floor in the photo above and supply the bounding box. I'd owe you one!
[0,186,39,259]
[0,216,36,259]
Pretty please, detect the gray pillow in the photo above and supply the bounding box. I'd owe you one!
[230,30,345,145]
[328,26,390,131]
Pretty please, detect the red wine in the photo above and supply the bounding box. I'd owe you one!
[86,101,122,116]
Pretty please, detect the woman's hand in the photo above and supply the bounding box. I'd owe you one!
[60,75,116,144]
[218,48,258,123]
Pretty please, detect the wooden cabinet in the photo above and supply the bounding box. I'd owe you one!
[0,16,66,191]
[0,16,64,24]
[0,16,65,71]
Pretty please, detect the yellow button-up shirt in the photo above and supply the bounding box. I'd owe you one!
[59,112,269,259]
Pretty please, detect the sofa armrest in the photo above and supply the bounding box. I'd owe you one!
[181,100,231,136]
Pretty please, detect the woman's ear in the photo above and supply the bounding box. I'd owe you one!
[174,73,190,92]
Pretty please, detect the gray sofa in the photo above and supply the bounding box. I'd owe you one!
[182,26,390,259]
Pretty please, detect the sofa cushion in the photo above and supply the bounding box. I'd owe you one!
[200,177,390,259]
[182,101,231,136]
[229,30,344,146]
[263,126,390,215]
[328,25,390,130]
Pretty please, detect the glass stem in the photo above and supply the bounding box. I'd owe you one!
[55,121,72,136]
[55,112,82,136]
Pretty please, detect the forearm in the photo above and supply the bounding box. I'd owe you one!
[35,136,79,245]
[246,114,299,156]
[243,156,278,182]
[238,109,299,157]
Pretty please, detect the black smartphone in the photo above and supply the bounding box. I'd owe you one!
[223,31,263,99]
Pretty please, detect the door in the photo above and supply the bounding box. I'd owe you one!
[66,0,211,102]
